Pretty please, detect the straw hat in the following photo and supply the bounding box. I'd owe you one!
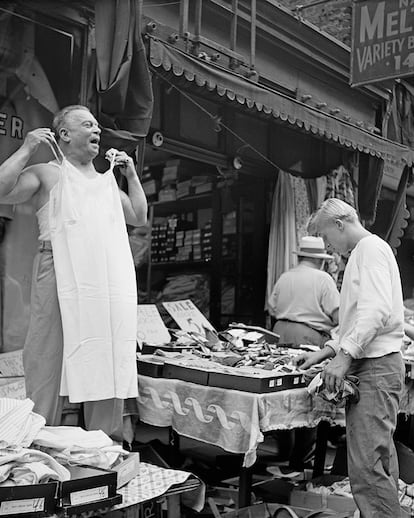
[293,236,333,260]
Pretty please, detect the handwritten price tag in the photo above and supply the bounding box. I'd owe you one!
[70,485,108,505]
[0,498,44,515]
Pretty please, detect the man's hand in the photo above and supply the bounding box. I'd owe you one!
[23,128,56,154]
[293,347,334,370]
[321,350,353,392]
[112,151,136,179]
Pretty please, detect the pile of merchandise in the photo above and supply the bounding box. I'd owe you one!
[0,398,129,488]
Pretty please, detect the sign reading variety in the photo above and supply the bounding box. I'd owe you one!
[351,0,414,86]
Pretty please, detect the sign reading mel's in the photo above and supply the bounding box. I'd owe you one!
[351,0,414,86]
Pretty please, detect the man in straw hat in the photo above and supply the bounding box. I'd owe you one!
[268,235,340,470]
[268,235,340,348]
[294,198,405,517]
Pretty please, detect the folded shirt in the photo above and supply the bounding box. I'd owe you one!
[0,398,45,448]
[0,447,70,486]
[33,426,113,450]
[9,461,66,486]
[43,444,126,470]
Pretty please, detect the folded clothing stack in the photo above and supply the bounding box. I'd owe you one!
[33,426,128,470]
[0,397,128,487]
[0,448,70,486]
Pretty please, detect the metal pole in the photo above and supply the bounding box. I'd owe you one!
[179,0,189,37]
[230,0,238,51]
[194,0,202,39]
[250,0,256,71]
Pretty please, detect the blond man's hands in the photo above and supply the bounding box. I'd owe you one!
[293,346,335,370]
[321,350,352,392]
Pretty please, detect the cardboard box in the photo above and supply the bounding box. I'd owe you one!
[59,494,122,517]
[163,362,209,385]
[289,476,357,514]
[289,489,356,514]
[58,465,120,515]
[208,371,305,393]
[112,453,140,489]
[0,481,58,517]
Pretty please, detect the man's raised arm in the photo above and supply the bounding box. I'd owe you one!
[0,128,54,203]
[111,151,148,227]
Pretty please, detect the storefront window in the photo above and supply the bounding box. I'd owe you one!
[0,7,86,352]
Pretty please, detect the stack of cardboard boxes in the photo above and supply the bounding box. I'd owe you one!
[151,220,213,264]
[142,159,213,203]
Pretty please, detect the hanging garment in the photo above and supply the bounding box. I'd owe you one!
[291,174,311,242]
[324,165,355,207]
[49,159,138,403]
[265,172,297,312]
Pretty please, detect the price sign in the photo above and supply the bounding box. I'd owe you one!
[0,349,24,376]
[351,0,414,86]
[0,498,44,515]
[137,305,171,347]
[70,486,108,505]
[162,299,216,337]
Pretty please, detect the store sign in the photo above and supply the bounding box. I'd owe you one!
[162,299,216,337]
[351,0,414,86]
[136,305,171,347]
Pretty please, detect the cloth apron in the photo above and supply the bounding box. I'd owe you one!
[49,158,138,403]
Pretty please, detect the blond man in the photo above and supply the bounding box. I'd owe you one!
[296,198,405,517]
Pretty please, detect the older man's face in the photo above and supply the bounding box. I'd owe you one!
[62,109,101,159]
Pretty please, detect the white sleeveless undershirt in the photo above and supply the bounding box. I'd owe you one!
[36,201,51,241]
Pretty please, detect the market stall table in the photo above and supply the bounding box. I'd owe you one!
[136,375,345,467]
[136,374,414,507]
[136,374,346,507]
[107,462,204,518]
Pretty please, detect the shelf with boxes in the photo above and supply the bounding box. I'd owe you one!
[150,217,213,264]
[142,158,214,205]
[140,158,218,321]
[140,156,266,328]
[143,158,216,266]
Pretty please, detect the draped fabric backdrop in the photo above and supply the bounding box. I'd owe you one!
[265,172,297,312]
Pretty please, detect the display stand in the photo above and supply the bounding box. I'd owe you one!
[39,463,203,518]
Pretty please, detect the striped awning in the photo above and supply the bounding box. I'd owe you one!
[149,38,414,168]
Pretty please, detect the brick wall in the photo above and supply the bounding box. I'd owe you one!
[278,0,352,47]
